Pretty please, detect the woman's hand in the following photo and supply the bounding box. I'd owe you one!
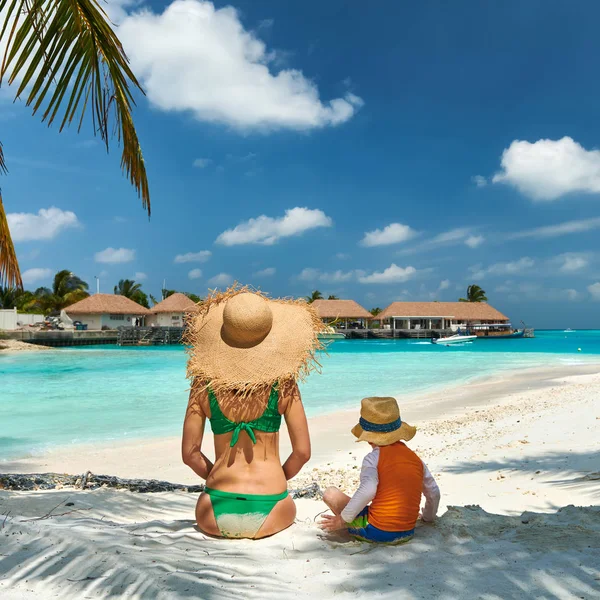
[318,514,347,532]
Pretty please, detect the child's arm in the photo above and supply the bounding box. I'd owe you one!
[421,462,441,522]
[340,448,380,524]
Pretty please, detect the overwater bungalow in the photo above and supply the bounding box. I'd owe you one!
[311,299,372,329]
[372,301,509,331]
[66,294,150,330]
[147,293,198,327]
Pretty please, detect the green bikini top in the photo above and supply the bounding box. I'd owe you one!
[208,383,282,447]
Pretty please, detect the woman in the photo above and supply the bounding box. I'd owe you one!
[181,286,323,539]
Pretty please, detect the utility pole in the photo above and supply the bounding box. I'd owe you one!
[94,276,100,294]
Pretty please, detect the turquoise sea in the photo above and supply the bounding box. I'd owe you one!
[1,330,599,461]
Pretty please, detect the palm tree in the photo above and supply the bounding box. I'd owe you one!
[305,290,323,303]
[327,295,339,300]
[459,284,488,303]
[0,286,20,309]
[370,307,382,316]
[114,279,149,308]
[0,0,150,289]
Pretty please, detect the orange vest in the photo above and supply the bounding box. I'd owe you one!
[368,442,423,532]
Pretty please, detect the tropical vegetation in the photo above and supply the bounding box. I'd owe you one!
[305,290,324,303]
[114,279,149,308]
[459,284,488,303]
[370,307,382,316]
[0,270,89,313]
[0,0,149,289]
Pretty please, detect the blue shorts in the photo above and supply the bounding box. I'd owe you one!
[347,507,414,544]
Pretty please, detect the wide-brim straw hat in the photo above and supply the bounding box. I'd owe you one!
[351,397,417,446]
[185,285,325,394]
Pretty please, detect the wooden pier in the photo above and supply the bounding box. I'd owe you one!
[117,326,185,346]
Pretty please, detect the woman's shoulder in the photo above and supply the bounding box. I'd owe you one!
[277,379,301,413]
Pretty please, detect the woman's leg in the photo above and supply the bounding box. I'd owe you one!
[254,494,296,539]
[195,492,220,536]
[323,486,351,515]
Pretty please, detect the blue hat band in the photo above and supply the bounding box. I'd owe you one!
[359,416,402,433]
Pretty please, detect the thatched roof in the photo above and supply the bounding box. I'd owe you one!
[374,302,509,321]
[311,299,372,319]
[151,293,198,314]
[66,294,151,315]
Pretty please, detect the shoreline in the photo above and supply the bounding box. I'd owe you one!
[4,360,600,484]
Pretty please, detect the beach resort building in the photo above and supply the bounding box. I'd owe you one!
[311,299,372,329]
[66,294,151,330]
[147,293,198,327]
[372,302,509,331]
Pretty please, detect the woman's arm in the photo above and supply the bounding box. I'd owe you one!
[181,383,214,480]
[281,382,311,481]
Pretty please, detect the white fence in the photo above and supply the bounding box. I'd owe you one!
[0,308,45,331]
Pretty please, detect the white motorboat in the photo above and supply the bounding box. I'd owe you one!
[564,328,575,333]
[431,334,477,345]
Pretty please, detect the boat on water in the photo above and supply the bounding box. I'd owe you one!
[564,328,575,333]
[318,326,345,340]
[431,334,477,345]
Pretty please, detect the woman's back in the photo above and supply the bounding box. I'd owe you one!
[200,384,290,495]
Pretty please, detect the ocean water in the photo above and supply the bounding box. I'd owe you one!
[1,330,598,460]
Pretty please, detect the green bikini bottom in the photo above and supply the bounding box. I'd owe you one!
[204,487,289,539]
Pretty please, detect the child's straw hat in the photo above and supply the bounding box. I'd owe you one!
[351,397,417,446]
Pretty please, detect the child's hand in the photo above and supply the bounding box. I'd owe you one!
[318,514,347,532]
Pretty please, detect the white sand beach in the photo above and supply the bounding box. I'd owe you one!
[0,339,51,353]
[1,366,600,598]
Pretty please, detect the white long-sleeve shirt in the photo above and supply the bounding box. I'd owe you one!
[340,446,441,524]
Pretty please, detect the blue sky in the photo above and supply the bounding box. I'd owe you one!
[3,0,600,328]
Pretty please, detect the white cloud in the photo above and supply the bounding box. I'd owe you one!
[21,268,52,284]
[510,217,600,240]
[216,207,332,246]
[118,0,363,131]
[398,227,475,255]
[360,223,417,247]
[298,268,359,283]
[208,273,234,287]
[174,250,212,263]
[552,253,590,273]
[254,267,276,277]
[471,175,487,188]
[358,264,417,284]
[336,253,350,260]
[134,272,147,281]
[188,268,203,280]
[465,235,484,248]
[588,283,600,300]
[470,257,535,279]
[438,279,450,291]
[193,158,212,168]
[95,247,136,264]
[492,137,600,201]
[7,207,80,241]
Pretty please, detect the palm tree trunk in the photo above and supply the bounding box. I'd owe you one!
[0,192,22,288]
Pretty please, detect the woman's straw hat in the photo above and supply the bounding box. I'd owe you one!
[351,397,417,446]
[185,285,324,394]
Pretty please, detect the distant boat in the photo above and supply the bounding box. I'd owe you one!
[319,326,345,340]
[564,328,575,333]
[431,334,477,345]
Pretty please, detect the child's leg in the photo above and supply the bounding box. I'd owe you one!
[323,487,352,515]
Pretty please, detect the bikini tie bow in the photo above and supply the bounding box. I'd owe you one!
[230,422,257,447]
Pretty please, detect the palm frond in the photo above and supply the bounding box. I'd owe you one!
[0,192,22,288]
[0,141,7,174]
[0,0,150,214]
